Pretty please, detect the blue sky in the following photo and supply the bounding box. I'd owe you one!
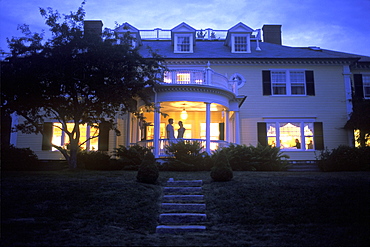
[1,0,370,56]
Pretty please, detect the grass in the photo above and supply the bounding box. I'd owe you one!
[1,170,369,246]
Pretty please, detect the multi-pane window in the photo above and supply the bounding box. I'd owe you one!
[363,75,370,99]
[52,123,99,151]
[271,70,306,95]
[234,36,247,52]
[267,121,314,150]
[175,35,192,53]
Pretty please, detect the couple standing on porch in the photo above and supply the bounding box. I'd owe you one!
[166,118,185,139]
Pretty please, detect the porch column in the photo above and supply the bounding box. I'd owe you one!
[153,102,161,158]
[225,110,230,142]
[235,110,240,144]
[125,113,131,145]
[205,102,211,154]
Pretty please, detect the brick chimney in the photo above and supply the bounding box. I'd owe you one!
[84,20,103,36]
[262,25,282,45]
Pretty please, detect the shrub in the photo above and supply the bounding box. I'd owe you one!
[164,140,210,171]
[210,150,233,182]
[137,152,159,184]
[317,145,370,171]
[216,143,289,171]
[113,145,152,170]
[77,151,111,170]
[1,145,40,171]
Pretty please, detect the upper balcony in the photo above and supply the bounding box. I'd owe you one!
[161,66,238,94]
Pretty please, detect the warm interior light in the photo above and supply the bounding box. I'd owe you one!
[181,108,188,120]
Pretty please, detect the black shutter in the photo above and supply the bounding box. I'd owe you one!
[219,123,225,141]
[314,122,324,150]
[98,122,110,151]
[42,122,53,150]
[353,74,364,99]
[257,122,267,146]
[306,71,315,96]
[262,70,271,95]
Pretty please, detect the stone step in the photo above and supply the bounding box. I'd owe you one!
[159,213,207,224]
[156,225,206,234]
[163,187,202,194]
[161,203,206,212]
[287,165,320,172]
[162,194,204,203]
[166,180,203,187]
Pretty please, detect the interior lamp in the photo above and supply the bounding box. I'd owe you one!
[181,108,188,120]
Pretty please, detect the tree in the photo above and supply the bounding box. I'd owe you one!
[344,99,370,147]
[1,2,164,169]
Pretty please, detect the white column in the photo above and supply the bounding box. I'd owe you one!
[225,110,230,142]
[125,113,131,145]
[343,65,354,146]
[234,110,240,144]
[153,102,161,158]
[205,102,211,154]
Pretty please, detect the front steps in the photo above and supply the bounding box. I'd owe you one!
[156,179,207,234]
[287,163,320,172]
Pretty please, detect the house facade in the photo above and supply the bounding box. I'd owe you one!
[9,21,370,161]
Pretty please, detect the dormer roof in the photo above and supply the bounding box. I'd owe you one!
[115,22,142,45]
[171,22,196,45]
[171,22,197,33]
[225,22,254,46]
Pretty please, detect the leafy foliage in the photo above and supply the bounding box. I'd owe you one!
[316,145,370,171]
[113,145,153,170]
[77,150,111,170]
[163,140,211,171]
[344,99,370,147]
[1,145,40,171]
[214,143,290,171]
[136,152,159,184]
[210,150,233,182]
[1,2,163,169]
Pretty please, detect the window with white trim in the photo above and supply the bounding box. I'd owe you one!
[52,123,99,151]
[232,34,250,53]
[266,121,315,150]
[271,70,306,95]
[174,34,193,53]
[363,75,370,99]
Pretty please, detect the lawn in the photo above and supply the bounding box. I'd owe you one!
[1,170,369,246]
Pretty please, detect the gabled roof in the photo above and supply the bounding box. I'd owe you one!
[114,22,142,45]
[225,22,254,46]
[171,22,196,33]
[115,22,139,33]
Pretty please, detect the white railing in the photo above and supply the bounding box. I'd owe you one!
[162,69,237,93]
[137,139,230,157]
[139,29,228,40]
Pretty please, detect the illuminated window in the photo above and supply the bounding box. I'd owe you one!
[271,70,306,95]
[52,123,99,151]
[177,73,191,84]
[200,123,220,140]
[267,121,315,150]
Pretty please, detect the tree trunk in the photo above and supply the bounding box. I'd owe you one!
[68,139,79,169]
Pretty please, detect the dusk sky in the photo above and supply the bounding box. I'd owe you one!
[1,0,370,56]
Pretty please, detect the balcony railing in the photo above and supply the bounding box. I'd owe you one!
[162,69,237,94]
[137,139,230,157]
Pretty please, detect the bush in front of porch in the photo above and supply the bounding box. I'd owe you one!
[113,145,153,170]
[162,140,212,171]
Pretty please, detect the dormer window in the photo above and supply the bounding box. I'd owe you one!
[174,34,193,53]
[225,23,253,54]
[232,34,250,53]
